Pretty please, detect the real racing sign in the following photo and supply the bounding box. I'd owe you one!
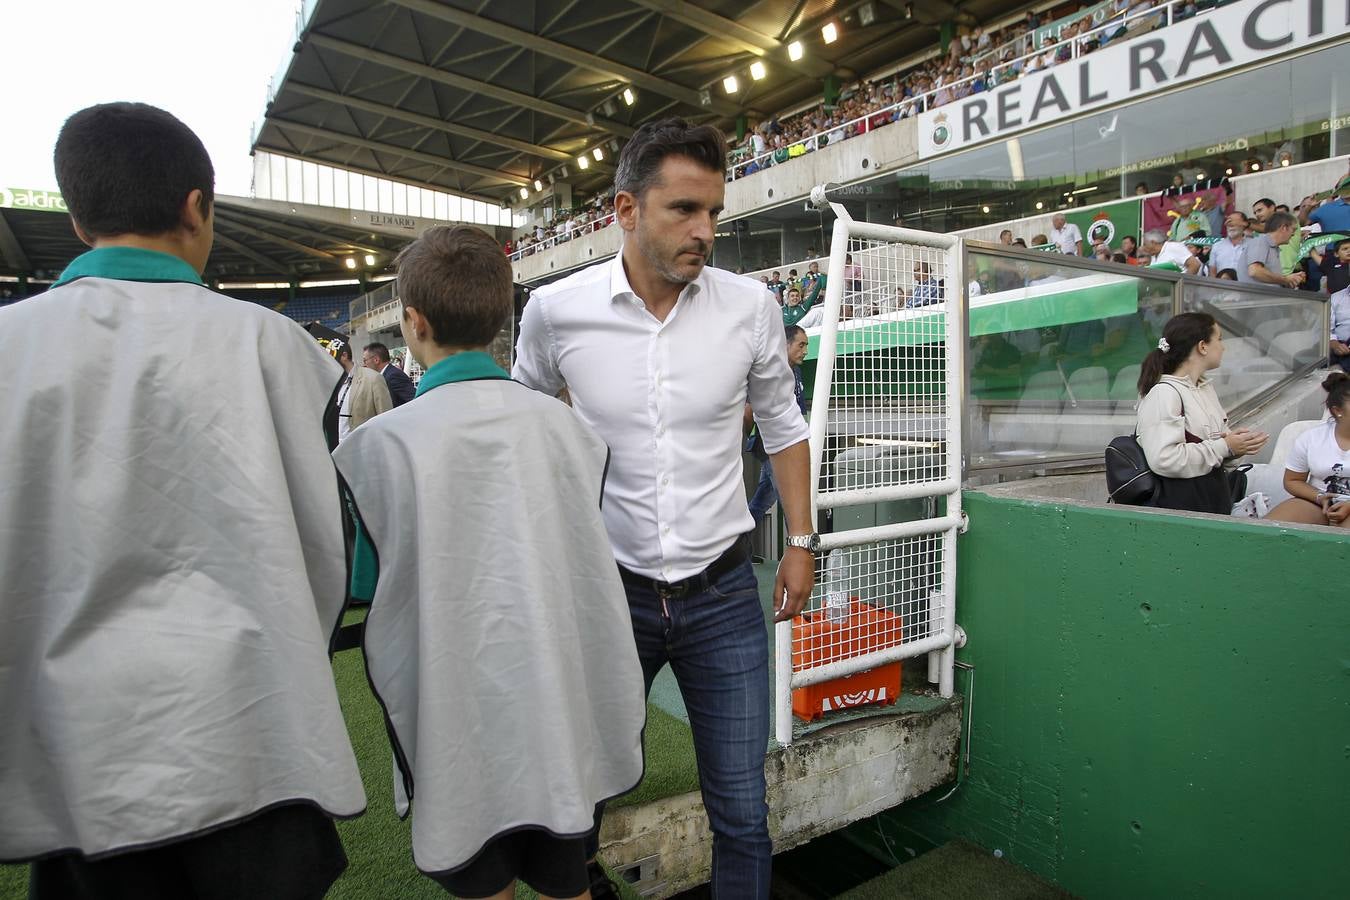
[918,0,1348,159]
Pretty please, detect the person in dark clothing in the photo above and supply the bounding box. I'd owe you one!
[363,342,415,406]
[747,325,810,527]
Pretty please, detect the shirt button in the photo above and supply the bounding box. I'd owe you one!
[662,524,671,535]
[662,475,670,485]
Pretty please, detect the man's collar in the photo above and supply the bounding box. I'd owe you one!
[54,247,204,288]
[609,251,705,304]
[414,351,510,397]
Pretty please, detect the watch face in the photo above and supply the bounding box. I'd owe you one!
[808,533,822,553]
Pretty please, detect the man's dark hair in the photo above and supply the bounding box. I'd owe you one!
[1254,198,1276,209]
[614,118,727,199]
[364,342,391,363]
[1275,204,1291,213]
[785,324,806,343]
[395,225,512,347]
[54,102,214,239]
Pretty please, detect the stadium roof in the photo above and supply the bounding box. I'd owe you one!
[254,0,1011,206]
[0,192,421,283]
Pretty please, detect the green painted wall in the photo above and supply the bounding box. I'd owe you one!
[878,492,1349,898]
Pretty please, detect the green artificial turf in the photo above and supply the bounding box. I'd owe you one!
[0,609,691,899]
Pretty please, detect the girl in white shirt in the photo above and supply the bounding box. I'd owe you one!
[1136,312,1268,513]
[1266,371,1350,527]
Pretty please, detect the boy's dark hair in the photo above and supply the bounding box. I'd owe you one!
[396,225,511,347]
[54,103,214,239]
[614,118,727,200]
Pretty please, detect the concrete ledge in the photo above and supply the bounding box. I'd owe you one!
[599,695,961,895]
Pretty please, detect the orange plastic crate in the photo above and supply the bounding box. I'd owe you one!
[791,599,903,722]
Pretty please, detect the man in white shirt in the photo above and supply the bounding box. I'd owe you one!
[1209,211,1250,279]
[514,119,814,900]
[1141,229,1194,271]
[1049,213,1083,255]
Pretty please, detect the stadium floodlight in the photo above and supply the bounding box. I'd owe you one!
[859,3,876,27]
[1280,158,1290,167]
[1035,201,1044,210]
[534,179,543,192]
[981,205,990,214]
[592,147,604,161]
[750,61,767,81]
[699,88,712,106]
[519,187,529,199]
[822,22,838,44]
[622,88,635,106]
[1251,162,1261,171]
[723,75,739,94]
[344,257,357,270]
[578,155,590,170]
[788,41,804,61]
[364,254,376,267]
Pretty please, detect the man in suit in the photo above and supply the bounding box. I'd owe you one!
[363,341,415,406]
[336,343,392,441]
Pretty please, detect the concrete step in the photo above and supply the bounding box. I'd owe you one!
[600,693,962,896]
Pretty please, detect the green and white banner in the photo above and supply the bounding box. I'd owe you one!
[0,188,67,213]
[1066,199,1142,251]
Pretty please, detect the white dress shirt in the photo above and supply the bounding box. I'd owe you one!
[514,255,810,581]
[1049,223,1083,255]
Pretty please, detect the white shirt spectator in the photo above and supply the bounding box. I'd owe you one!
[1286,419,1350,496]
[1209,236,1247,276]
[1049,222,1083,255]
[513,256,809,582]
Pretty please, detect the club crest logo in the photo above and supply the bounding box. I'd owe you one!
[931,113,952,150]
[1087,210,1116,246]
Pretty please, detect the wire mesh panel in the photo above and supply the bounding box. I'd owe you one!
[815,236,956,507]
[791,532,947,673]
[776,202,963,745]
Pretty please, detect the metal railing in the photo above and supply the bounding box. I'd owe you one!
[775,190,966,747]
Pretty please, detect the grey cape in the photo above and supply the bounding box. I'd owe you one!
[0,271,365,861]
[333,371,645,875]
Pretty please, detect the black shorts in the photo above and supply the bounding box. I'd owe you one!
[29,802,346,900]
[430,828,589,898]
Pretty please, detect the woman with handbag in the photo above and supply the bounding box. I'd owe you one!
[1136,312,1269,513]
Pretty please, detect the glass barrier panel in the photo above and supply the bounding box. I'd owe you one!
[1180,281,1326,414]
[965,249,1174,468]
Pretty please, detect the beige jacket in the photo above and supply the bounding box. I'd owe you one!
[1136,374,1234,478]
[347,363,393,431]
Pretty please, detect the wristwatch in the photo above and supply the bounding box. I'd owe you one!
[785,532,822,554]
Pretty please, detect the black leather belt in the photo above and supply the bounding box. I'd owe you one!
[618,533,752,598]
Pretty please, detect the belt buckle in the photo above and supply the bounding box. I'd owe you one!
[655,579,689,600]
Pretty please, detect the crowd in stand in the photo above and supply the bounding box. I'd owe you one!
[508,1,1209,259]
[727,0,1204,179]
[505,196,616,259]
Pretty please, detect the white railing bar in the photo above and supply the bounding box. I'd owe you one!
[774,619,794,746]
[817,478,960,509]
[817,516,962,552]
[790,632,954,689]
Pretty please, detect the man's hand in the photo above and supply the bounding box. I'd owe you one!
[773,547,815,622]
[1331,340,1349,356]
[1285,271,1307,289]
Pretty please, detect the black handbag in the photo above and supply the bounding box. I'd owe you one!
[1106,434,1157,504]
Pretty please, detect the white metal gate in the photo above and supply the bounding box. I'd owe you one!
[774,187,966,746]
